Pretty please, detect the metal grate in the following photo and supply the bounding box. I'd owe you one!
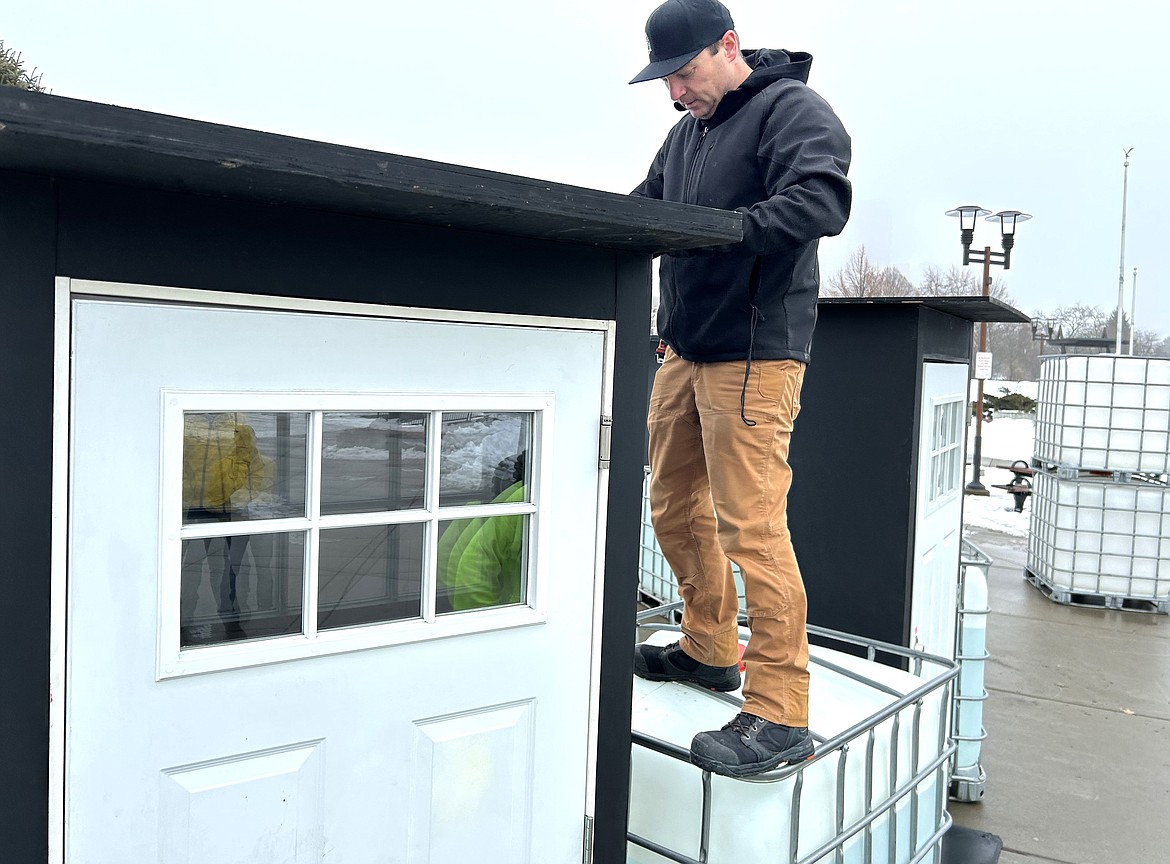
[629,611,957,864]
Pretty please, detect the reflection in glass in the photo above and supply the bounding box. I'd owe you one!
[439,412,532,507]
[320,413,427,515]
[437,513,529,613]
[182,412,308,524]
[318,523,425,630]
[180,532,304,647]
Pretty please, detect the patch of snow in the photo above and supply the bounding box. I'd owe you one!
[968,379,1038,401]
[962,411,1035,538]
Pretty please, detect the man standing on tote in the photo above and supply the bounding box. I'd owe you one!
[629,0,852,777]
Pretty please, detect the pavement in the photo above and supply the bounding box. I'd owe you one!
[949,526,1170,864]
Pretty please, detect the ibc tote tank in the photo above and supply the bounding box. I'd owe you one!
[1034,355,1170,473]
[951,539,990,801]
[628,629,956,864]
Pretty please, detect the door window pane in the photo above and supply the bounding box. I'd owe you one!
[437,514,530,613]
[318,524,425,629]
[321,412,428,515]
[439,412,532,506]
[170,402,541,664]
[928,399,963,505]
[182,412,308,523]
[180,532,305,647]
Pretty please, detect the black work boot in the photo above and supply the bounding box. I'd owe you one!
[690,711,814,777]
[633,640,741,692]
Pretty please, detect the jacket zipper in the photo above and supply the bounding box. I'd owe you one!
[668,123,710,350]
[684,124,709,204]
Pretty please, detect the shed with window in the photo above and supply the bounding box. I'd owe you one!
[787,297,1029,658]
[0,90,740,864]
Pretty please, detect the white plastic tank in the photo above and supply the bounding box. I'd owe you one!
[951,539,990,801]
[628,630,953,864]
[1028,471,1170,602]
[1034,355,1170,474]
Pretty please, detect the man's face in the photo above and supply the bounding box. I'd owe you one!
[663,43,732,120]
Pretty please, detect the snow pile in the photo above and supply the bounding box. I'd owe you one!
[968,378,1038,402]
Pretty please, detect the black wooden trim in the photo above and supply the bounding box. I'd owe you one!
[593,254,652,864]
[0,90,742,256]
[0,171,55,862]
[820,295,1030,324]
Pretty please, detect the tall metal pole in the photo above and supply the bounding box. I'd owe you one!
[966,248,993,495]
[1129,266,1138,355]
[1115,148,1133,354]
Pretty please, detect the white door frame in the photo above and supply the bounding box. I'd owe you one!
[48,277,616,862]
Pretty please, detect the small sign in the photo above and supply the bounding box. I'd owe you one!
[974,352,993,380]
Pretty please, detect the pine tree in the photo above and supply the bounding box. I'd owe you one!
[0,41,45,92]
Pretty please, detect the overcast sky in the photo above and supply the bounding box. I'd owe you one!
[8,1,1166,336]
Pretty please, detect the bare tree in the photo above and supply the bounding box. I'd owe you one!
[919,264,977,297]
[824,246,915,297]
[919,263,1013,303]
[986,321,1040,380]
[1131,328,1164,357]
[824,246,880,297]
[1051,303,1108,338]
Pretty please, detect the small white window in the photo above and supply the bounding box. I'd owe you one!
[160,393,549,677]
[927,396,964,508]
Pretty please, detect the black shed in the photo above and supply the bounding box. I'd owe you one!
[789,297,1029,657]
[0,90,740,864]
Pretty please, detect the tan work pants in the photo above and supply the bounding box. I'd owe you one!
[647,348,810,727]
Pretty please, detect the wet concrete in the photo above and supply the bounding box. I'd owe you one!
[949,527,1170,864]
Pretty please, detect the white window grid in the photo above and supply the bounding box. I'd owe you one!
[927,396,964,510]
[158,390,552,678]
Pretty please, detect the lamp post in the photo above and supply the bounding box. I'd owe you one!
[1116,148,1133,354]
[945,205,1032,495]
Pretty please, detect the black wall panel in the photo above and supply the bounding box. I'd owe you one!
[56,180,617,320]
[0,171,57,862]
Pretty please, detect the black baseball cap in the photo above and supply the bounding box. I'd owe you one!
[629,0,735,84]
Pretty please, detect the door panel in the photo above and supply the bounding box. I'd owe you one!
[407,701,535,863]
[65,295,606,863]
[159,741,325,864]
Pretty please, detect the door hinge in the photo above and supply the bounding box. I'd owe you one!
[598,415,613,470]
[582,814,595,864]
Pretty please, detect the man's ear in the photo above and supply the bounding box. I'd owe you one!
[720,30,739,61]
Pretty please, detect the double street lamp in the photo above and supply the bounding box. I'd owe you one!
[945,205,1032,495]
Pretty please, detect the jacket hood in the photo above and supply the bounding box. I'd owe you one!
[689,48,813,121]
[741,49,812,89]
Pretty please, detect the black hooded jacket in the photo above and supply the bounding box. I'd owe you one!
[632,49,852,363]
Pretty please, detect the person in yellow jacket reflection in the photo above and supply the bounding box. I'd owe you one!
[181,415,275,640]
[438,452,526,612]
[183,418,274,518]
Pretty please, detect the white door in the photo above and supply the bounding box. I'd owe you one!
[909,362,967,660]
[63,288,607,863]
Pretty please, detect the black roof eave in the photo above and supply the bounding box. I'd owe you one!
[819,295,1031,324]
[0,90,742,256]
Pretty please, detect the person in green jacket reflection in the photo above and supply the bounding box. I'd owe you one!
[438,452,527,611]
